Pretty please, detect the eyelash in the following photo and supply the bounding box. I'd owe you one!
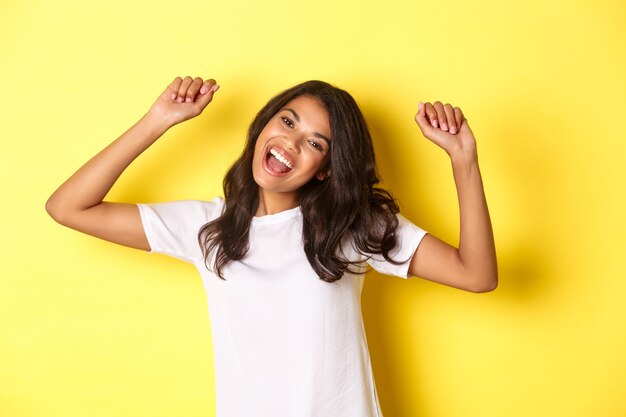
[281,116,324,152]
[281,116,294,128]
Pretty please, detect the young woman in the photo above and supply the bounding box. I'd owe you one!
[46,76,497,417]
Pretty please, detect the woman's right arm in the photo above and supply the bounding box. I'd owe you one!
[45,76,220,251]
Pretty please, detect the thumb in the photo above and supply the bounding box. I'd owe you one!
[194,83,220,111]
[414,101,456,151]
[414,101,435,135]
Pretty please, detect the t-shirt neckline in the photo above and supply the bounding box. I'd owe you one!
[251,205,302,224]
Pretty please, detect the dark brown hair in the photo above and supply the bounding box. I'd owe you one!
[198,80,404,283]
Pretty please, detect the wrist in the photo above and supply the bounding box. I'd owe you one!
[141,111,174,135]
[450,149,480,179]
[450,148,478,167]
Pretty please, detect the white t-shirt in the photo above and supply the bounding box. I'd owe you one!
[137,197,428,417]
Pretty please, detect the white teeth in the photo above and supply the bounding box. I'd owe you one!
[269,148,293,169]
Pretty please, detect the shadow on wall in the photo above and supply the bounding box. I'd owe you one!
[108,74,272,204]
[362,89,558,301]
[360,92,561,414]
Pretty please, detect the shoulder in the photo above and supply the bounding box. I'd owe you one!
[184,196,225,222]
[181,196,225,221]
[137,196,225,224]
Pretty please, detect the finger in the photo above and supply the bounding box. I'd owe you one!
[185,77,204,102]
[443,103,456,134]
[415,101,436,135]
[168,77,183,101]
[415,101,454,150]
[193,82,220,111]
[433,101,447,131]
[176,76,193,103]
[454,107,464,131]
[415,101,429,126]
[424,102,439,128]
[200,78,217,95]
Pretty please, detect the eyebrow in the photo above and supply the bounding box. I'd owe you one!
[283,108,331,144]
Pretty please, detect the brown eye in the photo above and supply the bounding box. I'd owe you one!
[308,140,323,151]
[281,117,294,128]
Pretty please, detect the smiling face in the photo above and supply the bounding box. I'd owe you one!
[252,95,332,204]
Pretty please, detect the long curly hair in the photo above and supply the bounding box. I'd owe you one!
[198,80,405,283]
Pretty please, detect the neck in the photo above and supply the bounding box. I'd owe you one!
[256,190,299,216]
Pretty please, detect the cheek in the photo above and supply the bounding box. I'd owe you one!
[253,143,263,159]
[261,119,281,137]
[301,151,327,172]
[253,135,269,160]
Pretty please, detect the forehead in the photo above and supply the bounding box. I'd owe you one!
[283,96,328,118]
[285,94,325,109]
[281,96,330,128]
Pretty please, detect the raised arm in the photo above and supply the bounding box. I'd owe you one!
[45,76,220,251]
[407,101,498,293]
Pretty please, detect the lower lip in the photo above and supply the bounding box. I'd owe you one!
[262,149,292,177]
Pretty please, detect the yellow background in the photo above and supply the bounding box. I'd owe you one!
[1,0,625,416]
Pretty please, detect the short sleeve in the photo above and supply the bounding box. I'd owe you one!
[136,197,225,263]
[366,213,428,278]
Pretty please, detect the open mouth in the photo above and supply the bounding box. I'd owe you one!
[265,146,294,174]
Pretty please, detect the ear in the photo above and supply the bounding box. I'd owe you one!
[316,169,330,181]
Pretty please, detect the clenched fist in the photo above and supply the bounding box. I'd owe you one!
[147,76,220,128]
[414,101,477,163]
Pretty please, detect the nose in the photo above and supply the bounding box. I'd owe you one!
[281,132,300,154]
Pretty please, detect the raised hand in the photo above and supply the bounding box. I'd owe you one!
[414,101,477,162]
[147,76,220,128]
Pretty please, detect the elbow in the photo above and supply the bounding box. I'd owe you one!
[45,196,67,224]
[468,275,498,293]
[45,197,57,219]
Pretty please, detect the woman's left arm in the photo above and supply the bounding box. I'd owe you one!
[407,101,498,293]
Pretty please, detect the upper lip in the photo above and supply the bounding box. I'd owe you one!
[267,144,295,168]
